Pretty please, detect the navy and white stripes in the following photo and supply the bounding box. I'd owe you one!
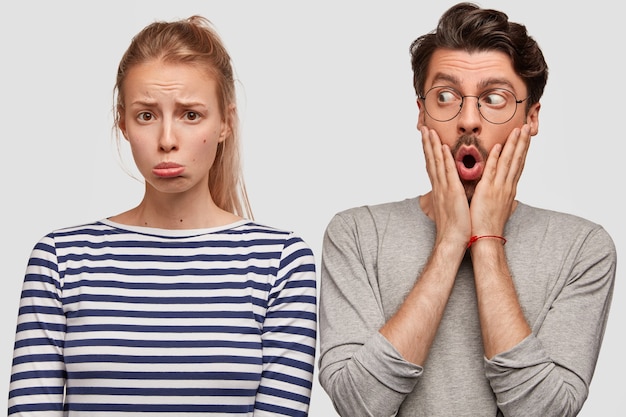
[9,220,317,416]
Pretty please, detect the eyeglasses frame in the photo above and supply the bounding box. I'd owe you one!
[418,86,530,125]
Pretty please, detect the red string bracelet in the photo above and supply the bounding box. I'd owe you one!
[467,235,507,249]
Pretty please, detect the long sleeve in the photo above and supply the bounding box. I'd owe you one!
[255,234,317,416]
[485,224,617,416]
[318,210,422,417]
[9,234,66,416]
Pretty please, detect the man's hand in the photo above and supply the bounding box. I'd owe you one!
[421,126,470,249]
[470,124,531,236]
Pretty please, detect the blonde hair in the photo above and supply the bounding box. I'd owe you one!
[113,15,252,219]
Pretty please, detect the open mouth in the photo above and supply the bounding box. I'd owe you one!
[455,146,483,181]
[462,154,477,169]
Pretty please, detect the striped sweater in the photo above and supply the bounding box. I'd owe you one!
[9,219,317,416]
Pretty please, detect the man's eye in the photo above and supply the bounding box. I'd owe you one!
[481,91,507,107]
[437,90,457,104]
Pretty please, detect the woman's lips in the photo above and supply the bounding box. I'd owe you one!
[153,162,185,178]
[455,145,483,181]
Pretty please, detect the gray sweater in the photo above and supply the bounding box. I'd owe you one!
[318,197,616,417]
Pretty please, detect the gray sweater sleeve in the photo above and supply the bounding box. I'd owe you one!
[485,223,617,416]
[318,210,423,416]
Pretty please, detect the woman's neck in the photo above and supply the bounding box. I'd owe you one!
[110,189,242,230]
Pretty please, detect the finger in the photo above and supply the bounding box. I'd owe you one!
[506,124,531,184]
[421,127,436,184]
[421,127,448,187]
[481,142,503,185]
[491,126,521,186]
[441,143,458,184]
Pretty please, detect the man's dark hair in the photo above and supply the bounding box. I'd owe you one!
[410,2,548,107]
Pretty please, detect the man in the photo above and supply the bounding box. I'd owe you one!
[317,3,616,416]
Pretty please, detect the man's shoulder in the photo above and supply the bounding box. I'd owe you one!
[332,196,421,224]
[334,196,421,217]
[517,202,604,229]
[515,202,615,249]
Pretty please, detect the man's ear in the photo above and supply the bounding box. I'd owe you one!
[416,98,426,130]
[527,102,541,136]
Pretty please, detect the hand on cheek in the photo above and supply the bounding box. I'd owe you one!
[470,124,531,235]
[420,127,471,247]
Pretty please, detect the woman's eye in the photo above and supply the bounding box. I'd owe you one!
[186,111,199,121]
[138,112,153,121]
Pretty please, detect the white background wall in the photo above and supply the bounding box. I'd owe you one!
[1,1,622,415]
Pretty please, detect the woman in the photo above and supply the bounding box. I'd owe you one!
[9,16,317,416]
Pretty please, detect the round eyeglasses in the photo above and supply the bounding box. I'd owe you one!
[418,86,529,124]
